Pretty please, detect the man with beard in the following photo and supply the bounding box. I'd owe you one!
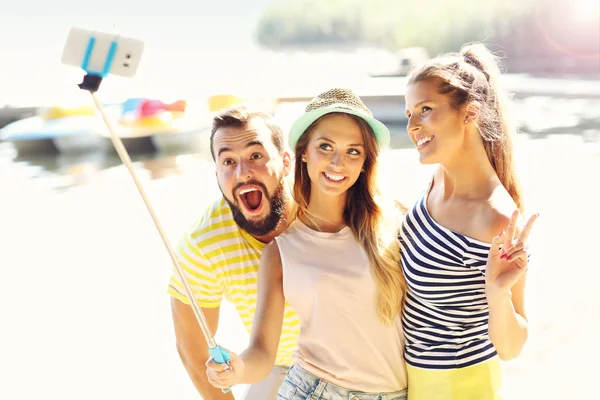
[168,107,300,400]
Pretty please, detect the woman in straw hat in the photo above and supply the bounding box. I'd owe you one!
[206,88,409,399]
[400,42,539,399]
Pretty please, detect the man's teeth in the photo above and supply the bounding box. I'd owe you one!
[417,136,433,146]
[239,188,258,195]
[325,172,345,181]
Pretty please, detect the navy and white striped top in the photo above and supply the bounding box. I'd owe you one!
[399,187,497,370]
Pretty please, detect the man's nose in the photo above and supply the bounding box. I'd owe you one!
[235,160,252,181]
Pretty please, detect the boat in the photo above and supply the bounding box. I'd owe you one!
[149,94,246,155]
[0,94,278,157]
[0,105,113,155]
[0,106,38,129]
[0,116,59,154]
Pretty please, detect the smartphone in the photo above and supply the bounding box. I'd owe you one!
[61,27,145,78]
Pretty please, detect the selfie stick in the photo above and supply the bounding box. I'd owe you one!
[62,28,232,392]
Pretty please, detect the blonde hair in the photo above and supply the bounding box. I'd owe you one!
[293,113,406,325]
[408,42,524,212]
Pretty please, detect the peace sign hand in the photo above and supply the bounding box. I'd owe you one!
[486,210,539,294]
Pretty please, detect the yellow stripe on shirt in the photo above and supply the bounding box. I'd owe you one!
[167,197,300,366]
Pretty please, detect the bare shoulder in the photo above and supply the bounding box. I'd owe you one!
[480,186,521,241]
[259,240,283,279]
[262,240,282,262]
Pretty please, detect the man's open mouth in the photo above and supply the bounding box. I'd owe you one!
[238,186,265,214]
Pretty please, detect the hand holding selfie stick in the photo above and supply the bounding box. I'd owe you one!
[61,27,232,392]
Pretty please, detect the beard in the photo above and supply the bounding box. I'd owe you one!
[221,178,287,237]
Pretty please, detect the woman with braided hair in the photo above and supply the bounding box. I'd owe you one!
[400,42,539,399]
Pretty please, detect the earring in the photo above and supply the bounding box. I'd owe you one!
[302,157,307,162]
[464,119,469,124]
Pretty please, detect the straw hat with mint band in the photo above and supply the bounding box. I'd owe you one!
[287,88,391,150]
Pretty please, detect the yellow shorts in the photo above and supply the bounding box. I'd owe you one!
[406,357,502,400]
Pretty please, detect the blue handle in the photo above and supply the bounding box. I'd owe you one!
[209,345,232,393]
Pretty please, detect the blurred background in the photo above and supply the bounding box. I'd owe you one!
[1,0,599,399]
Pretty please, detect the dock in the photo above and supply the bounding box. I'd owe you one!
[274,75,600,123]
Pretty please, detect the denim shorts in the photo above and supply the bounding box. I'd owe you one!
[276,364,408,400]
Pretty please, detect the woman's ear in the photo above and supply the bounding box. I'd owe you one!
[463,101,481,124]
[282,152,292,176]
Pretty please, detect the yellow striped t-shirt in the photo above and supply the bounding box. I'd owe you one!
[168,197,300,366]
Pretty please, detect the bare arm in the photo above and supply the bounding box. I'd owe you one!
[238,240,286,382]
[485,210,538,360]
[206,241,286,388]
[171,298,234,399]
[487,270,528,360]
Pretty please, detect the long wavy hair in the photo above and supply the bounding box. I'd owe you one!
[293,113,406,325]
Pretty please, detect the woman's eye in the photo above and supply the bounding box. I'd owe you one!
[348,149,361,156]
[422,106,432,114]
[319,143,332,151]
[250,153,263,160]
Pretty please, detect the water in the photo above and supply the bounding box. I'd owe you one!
[1,104,599,399]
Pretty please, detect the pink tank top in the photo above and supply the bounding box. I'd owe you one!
[276,219,407,392]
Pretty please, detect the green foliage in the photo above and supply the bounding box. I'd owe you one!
[255,0,541,53]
